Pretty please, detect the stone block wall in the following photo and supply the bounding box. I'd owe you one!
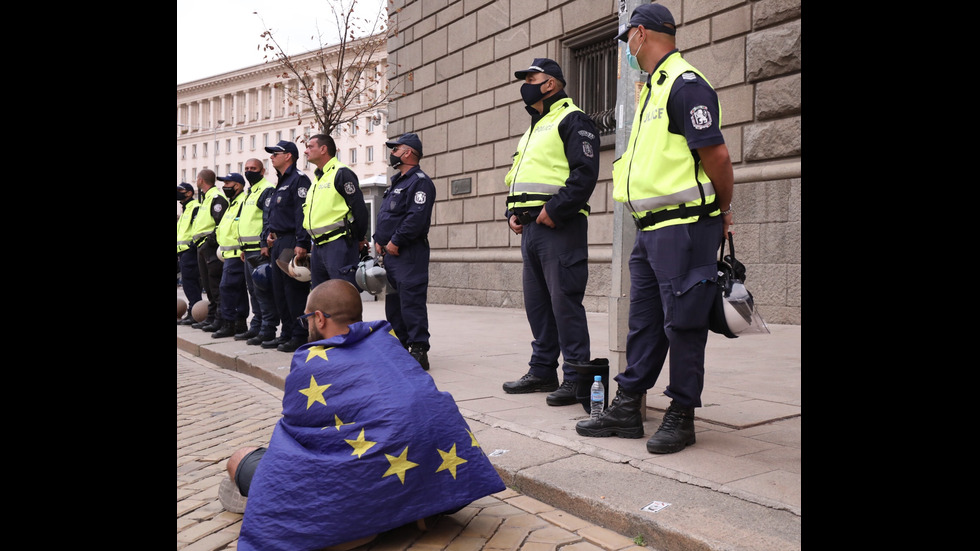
[386,0,801,324]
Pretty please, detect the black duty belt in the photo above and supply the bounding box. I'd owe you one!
[312,227,350,246]
[512,209,541,225]
[633,200,718,229]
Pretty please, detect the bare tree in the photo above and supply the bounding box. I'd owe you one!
[255,0,404,137]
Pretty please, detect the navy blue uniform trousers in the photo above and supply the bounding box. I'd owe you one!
[310,238,359,289]
[383,241,430,350]
[520,214,590,383]
[218,256,250,323]
[269,235,310,340]
[179,247,202,308]
[615,216,722,408]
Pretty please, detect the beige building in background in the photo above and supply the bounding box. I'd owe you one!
[384,0,801,326]
[176,41,392,243]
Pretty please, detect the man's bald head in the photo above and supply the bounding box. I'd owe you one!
[308,280,363,326]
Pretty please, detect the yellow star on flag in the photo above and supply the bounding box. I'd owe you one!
[383,446,419,484]
[305,345,330,362]
[467,430,481,448]
[345,429,377,458]
[436,443,468,479]
[334,414,355,431]
[299,375,331,409]
[388,328,398,338]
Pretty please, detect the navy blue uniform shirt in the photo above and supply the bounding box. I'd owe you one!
[374,165,435,248]
[262,163,312,248]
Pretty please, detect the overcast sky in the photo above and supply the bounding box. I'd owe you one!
[177,0,386,84]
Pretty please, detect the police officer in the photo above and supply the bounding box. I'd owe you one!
[236,158,279,345]
[190,169,229,331]
[176,182,202,325]
[500,58,600,406]
[300,133,370,288]
[261,140,313,353]
[211,173,250,338]
[374,133,435,370]
[575,4,734,455]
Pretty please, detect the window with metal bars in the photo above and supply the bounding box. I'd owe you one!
[569,35,617,139]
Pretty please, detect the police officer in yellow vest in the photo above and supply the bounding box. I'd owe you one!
[177,182,202,325]
[211,173,251,339]
[500,58,601,405]
[299,134,369,289]
[190,169,229,331]
[575,3,734,455]
[236,158,279,345]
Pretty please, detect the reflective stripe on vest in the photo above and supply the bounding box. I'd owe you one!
[612,52,721,231]
[191,186,222,243]
[176,199,200,253]
[303,157,353,245]
[216,191,245,259]
[505,98,589,216]
[237,177,274,250]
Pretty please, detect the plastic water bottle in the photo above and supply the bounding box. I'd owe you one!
[590,376,604,420]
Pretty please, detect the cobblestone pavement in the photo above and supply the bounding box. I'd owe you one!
[178,350,654,551]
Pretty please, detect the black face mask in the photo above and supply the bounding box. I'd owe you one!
[244,171,263,184]
[177,190,188,202]
[389,152,403,168]
[222,186,237,198]
[520,80,549,106]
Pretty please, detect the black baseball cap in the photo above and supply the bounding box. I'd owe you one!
[264,140,299,158]
[385,133,424,157]
[615,3,676,42]
[514,58,566,86]
[217,173,246,185]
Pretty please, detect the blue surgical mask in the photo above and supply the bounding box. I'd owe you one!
[626,33,642,71]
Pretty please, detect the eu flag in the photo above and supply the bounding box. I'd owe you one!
[238,320,505,551]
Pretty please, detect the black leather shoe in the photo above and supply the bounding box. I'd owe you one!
[277,337,305,353]
[646,402,696,454]
[261,336,285,349]
[502,373,559,394]
[410,347,429,371]
[248,333,274,346]
[235,328,259,341]
[178,317,196,325]
[546,380,578,406]
[575,388,644,438]
[212,321,237,338]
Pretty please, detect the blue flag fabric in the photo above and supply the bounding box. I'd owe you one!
[238,320,505,551]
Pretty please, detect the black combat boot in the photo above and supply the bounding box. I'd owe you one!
[645,402,696,454]
[575,388,644,438]
[546,380,577,406]
[211,320,236,338]
[410,345,430,371]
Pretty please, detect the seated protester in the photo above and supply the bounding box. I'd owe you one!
[220,280,505,551]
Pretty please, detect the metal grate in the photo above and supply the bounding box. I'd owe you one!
[571,37,617,136]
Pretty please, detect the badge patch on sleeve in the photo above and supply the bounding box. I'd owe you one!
[298,187,308,198]
[414,191,427,204]
[690,106,713,130]
[582,142,594,158]
[345,182,356,195]
[214,203,223,213]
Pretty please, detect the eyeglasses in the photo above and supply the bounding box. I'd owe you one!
[270,152,287,157]
[298,310,331,328]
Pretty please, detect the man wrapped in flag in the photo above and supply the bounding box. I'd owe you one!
[222,280,506,551]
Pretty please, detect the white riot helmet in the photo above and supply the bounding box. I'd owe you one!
[276,249,312,282]
[709,232,770,338]
[288,256,312,282]
[355,256,388,295]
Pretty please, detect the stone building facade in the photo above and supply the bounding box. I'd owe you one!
[385,0,801,325]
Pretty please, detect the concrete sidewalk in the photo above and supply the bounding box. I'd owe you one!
[177,296,801,551]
